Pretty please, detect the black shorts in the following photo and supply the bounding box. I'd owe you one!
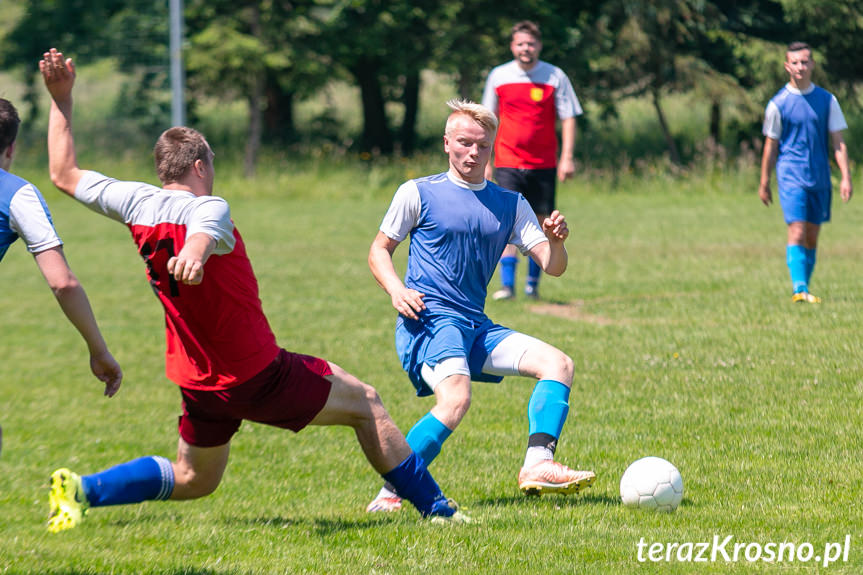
[494,167,557,215]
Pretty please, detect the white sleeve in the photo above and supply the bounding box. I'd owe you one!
[74,170,153,223]
[829,96,848,133]
[379,181,421,242]
[555,69,582,119]
[510,194,548,254]
[762,101,782,140]
[481,70,500,114]
[187,197,236,255]
[8,184,63,254]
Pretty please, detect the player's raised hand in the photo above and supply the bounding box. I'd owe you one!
[542,210,569,242]
[39,48,76,101]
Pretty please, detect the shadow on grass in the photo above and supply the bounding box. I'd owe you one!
[474,492,620,508]
[475,492,696,511]
[225,515,392,535]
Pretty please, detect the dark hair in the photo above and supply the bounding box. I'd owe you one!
[153,126,212,184]
[787,41,811,55]
[0,98,21,155]
[511,20,541,43]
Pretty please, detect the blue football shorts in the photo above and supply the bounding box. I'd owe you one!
[396,313,516,397]
[779,186,831,225]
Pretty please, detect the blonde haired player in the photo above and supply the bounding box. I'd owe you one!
[366,99,594,512]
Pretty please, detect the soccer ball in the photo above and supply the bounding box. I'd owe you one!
[620,456,684,512]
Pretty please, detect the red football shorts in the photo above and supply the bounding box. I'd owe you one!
[178,349,333,447]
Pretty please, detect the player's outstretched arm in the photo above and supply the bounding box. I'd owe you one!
[40,48,86,197]
[369,231,425,320]
[33,246,123,397]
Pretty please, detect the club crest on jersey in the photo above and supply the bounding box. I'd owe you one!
[530,86,544,102]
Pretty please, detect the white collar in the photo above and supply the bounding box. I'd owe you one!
[786,83,815,96]
[446,170,487,191]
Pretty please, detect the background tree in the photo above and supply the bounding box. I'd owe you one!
[778,0,863,99]
[186,0,331,175]
[0,0,162,126]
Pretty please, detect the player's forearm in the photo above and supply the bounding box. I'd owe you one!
[368,247,405,296]
[54,282,111,356]
[47,97,82,196]
[545,244,568,277]
[560,117,576,161]
[179,233,217,267]
[835,143,852,182]
[759,138,777,187]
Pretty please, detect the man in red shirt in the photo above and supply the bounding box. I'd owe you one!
[482,20,581,300]
[40,48,467,533]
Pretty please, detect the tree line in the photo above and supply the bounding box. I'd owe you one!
[3,0,862,175]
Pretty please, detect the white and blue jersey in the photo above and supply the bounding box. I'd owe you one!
[380,171,547,323]
[0,168,62,262]
[763,84,846,194]
[380,171,548,394]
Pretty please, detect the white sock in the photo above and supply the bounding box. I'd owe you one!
[375,485,399,500]
[523,446,554,468]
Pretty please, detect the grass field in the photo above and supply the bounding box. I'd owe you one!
[1,160,862,574]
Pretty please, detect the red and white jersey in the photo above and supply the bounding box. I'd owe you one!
[482,60,581,170]
[75,170,279,390]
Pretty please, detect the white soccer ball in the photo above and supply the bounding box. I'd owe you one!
[620,456,684,512]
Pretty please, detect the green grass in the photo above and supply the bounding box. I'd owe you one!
[1,158,862,574]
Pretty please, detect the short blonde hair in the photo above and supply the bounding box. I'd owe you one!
[445,99,498,135]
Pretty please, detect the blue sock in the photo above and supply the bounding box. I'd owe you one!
[786,245,808,294]
[526,258,541,289]
[500,256,518,289]
[405,412,452,467]
[804,247,817,285]
[528,380,571,438]
[382,452,447,517]
[81,456,175,507]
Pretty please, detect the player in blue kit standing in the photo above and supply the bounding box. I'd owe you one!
[759,42,853,303]
[0,98,123,457]
[365,99,595,512]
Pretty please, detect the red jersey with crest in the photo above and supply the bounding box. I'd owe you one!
[75,170,279,390]
[482,60,581,170]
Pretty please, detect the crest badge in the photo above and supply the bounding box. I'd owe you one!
[530,87,544,102]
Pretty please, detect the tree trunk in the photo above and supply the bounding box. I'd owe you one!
[400,71,420,156]
[353,58,393,155]
[457,64,474,100]
[245,77,264,178]
[264,72,295,144]
[651,87,681,166]
[709,99,721,143]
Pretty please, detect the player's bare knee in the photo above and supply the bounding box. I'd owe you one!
[344,380,386,427]
[558,351,574,384]
[538,349,573,385]
[438,387,471,422]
